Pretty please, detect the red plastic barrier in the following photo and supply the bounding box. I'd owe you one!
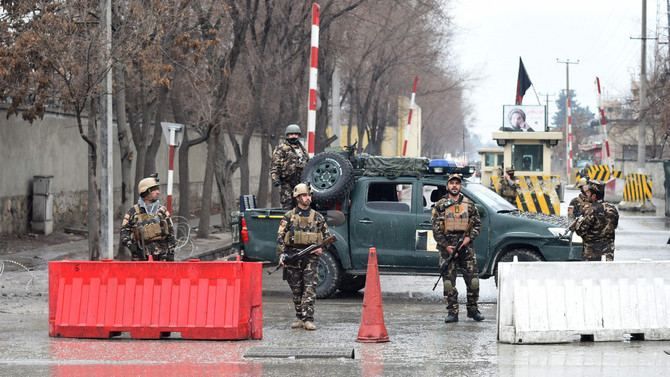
[49,260,263,340]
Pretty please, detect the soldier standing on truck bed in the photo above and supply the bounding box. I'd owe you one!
[431,174,484,323]
[120,175,177,261]
[276,183,330,331]
[271,124,309,210]
[569,180,619,261]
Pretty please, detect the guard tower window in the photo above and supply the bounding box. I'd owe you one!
[512,144,543,172]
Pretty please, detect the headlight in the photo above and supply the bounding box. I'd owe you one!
[547,227,566,238]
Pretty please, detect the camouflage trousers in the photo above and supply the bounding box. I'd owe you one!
[582,239,615,261]
[284,252,319,321]
[279,181,297,210]
[440,246,480,315]
[130,241,174,261]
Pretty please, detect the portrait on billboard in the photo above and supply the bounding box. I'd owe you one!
[501,105,546,132]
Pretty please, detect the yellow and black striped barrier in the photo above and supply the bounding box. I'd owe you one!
[491,175,561,215]
[622,173,653,202]
[575,164,622,182]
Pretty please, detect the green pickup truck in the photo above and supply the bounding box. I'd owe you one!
[231,153,582,298]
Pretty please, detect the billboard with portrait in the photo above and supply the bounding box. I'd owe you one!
[501,105,546,132]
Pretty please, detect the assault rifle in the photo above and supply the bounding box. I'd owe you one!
[267,235,337,275]
[432,234,467,291]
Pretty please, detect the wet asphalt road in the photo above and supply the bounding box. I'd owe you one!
[1,189,670,376]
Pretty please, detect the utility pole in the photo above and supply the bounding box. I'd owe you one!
[100,0,113,259]
[556,59,579,183]
[538,92,556,131]
[638,0,648,170]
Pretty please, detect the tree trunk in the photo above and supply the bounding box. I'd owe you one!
[143,86,168,176]
[214,130,239,231]
[87,99,100,261]
[197,126,218,238]
[256,132,272,207]
[114,64,133,260]
[239,129,252,195]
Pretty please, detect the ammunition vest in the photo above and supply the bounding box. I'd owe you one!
[501,179,517,197]
[131,205,169,242]
[284,208,323,247]
[443,198,470,233]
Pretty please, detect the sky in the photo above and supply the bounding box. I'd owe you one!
[449,0,664,143]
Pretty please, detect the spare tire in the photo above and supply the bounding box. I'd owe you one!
[301,152,354,206]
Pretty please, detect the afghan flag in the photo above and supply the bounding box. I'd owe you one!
[515,58,532,105]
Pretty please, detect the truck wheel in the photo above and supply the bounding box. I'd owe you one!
[316,252,343,299]
[494,248,543,286]
[301,152,354,206]
[339,274,366,293]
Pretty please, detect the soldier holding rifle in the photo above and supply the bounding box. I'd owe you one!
[431,174,483,323]
[276,183,331,331]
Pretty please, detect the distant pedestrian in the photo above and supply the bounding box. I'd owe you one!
[120,175,176,261]
[569,181,619,261]
[431,174,484,323]
[271,124,309,209]
[276,183,330,330]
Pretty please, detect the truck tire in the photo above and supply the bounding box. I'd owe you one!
[339,274,366,293]
[301,152,354,206]
[316,251,343,299]
[494,248,543,286]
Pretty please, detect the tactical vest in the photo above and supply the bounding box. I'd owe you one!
[131,205,170,242]
[443,198,470,232]
[501,179,517,197]
[284,209,323,247]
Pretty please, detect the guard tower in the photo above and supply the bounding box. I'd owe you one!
[477,147,504,187]
[490,131,564,215]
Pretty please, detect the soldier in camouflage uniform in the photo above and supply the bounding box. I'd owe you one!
[569,181,619,261]
[498,167,519,205]
[431,174,484,323]
[568,177,589,220]
[271,124,309,210]
[120,175,177,261]
[276,183,330,331]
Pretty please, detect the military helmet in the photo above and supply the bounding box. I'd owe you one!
[575,177,589,189]
[285,124,302,136]
[587,180,605,196]
[138,176,160,196]
[293,183,311,198]
[505,166,515,173]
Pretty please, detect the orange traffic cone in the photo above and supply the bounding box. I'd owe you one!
[357,247,390,343]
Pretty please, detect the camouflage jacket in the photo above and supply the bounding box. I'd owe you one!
[120,202,176,248]
[276,207,330,257]
[431,193,481,252]
[499,176,518,200]
[568,192,588,219]
[270,140,309,185]
[571,200,619,243]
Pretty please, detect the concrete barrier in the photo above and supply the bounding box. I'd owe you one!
[491,175,561,215]
[497,260,670,344]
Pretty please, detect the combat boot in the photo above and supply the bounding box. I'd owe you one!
[467,310,485,322]
[303,321,317,331]
[444,313,459,323]
[291,319,304,329]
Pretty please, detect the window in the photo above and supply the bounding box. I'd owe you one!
[512,144,543,172]
[422,184,446,212]
[484,153,497,167]
[367,182,412,212]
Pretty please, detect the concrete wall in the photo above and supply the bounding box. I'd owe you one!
[0,108,266,235]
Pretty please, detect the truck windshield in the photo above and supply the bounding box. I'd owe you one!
[464,183,517,212]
